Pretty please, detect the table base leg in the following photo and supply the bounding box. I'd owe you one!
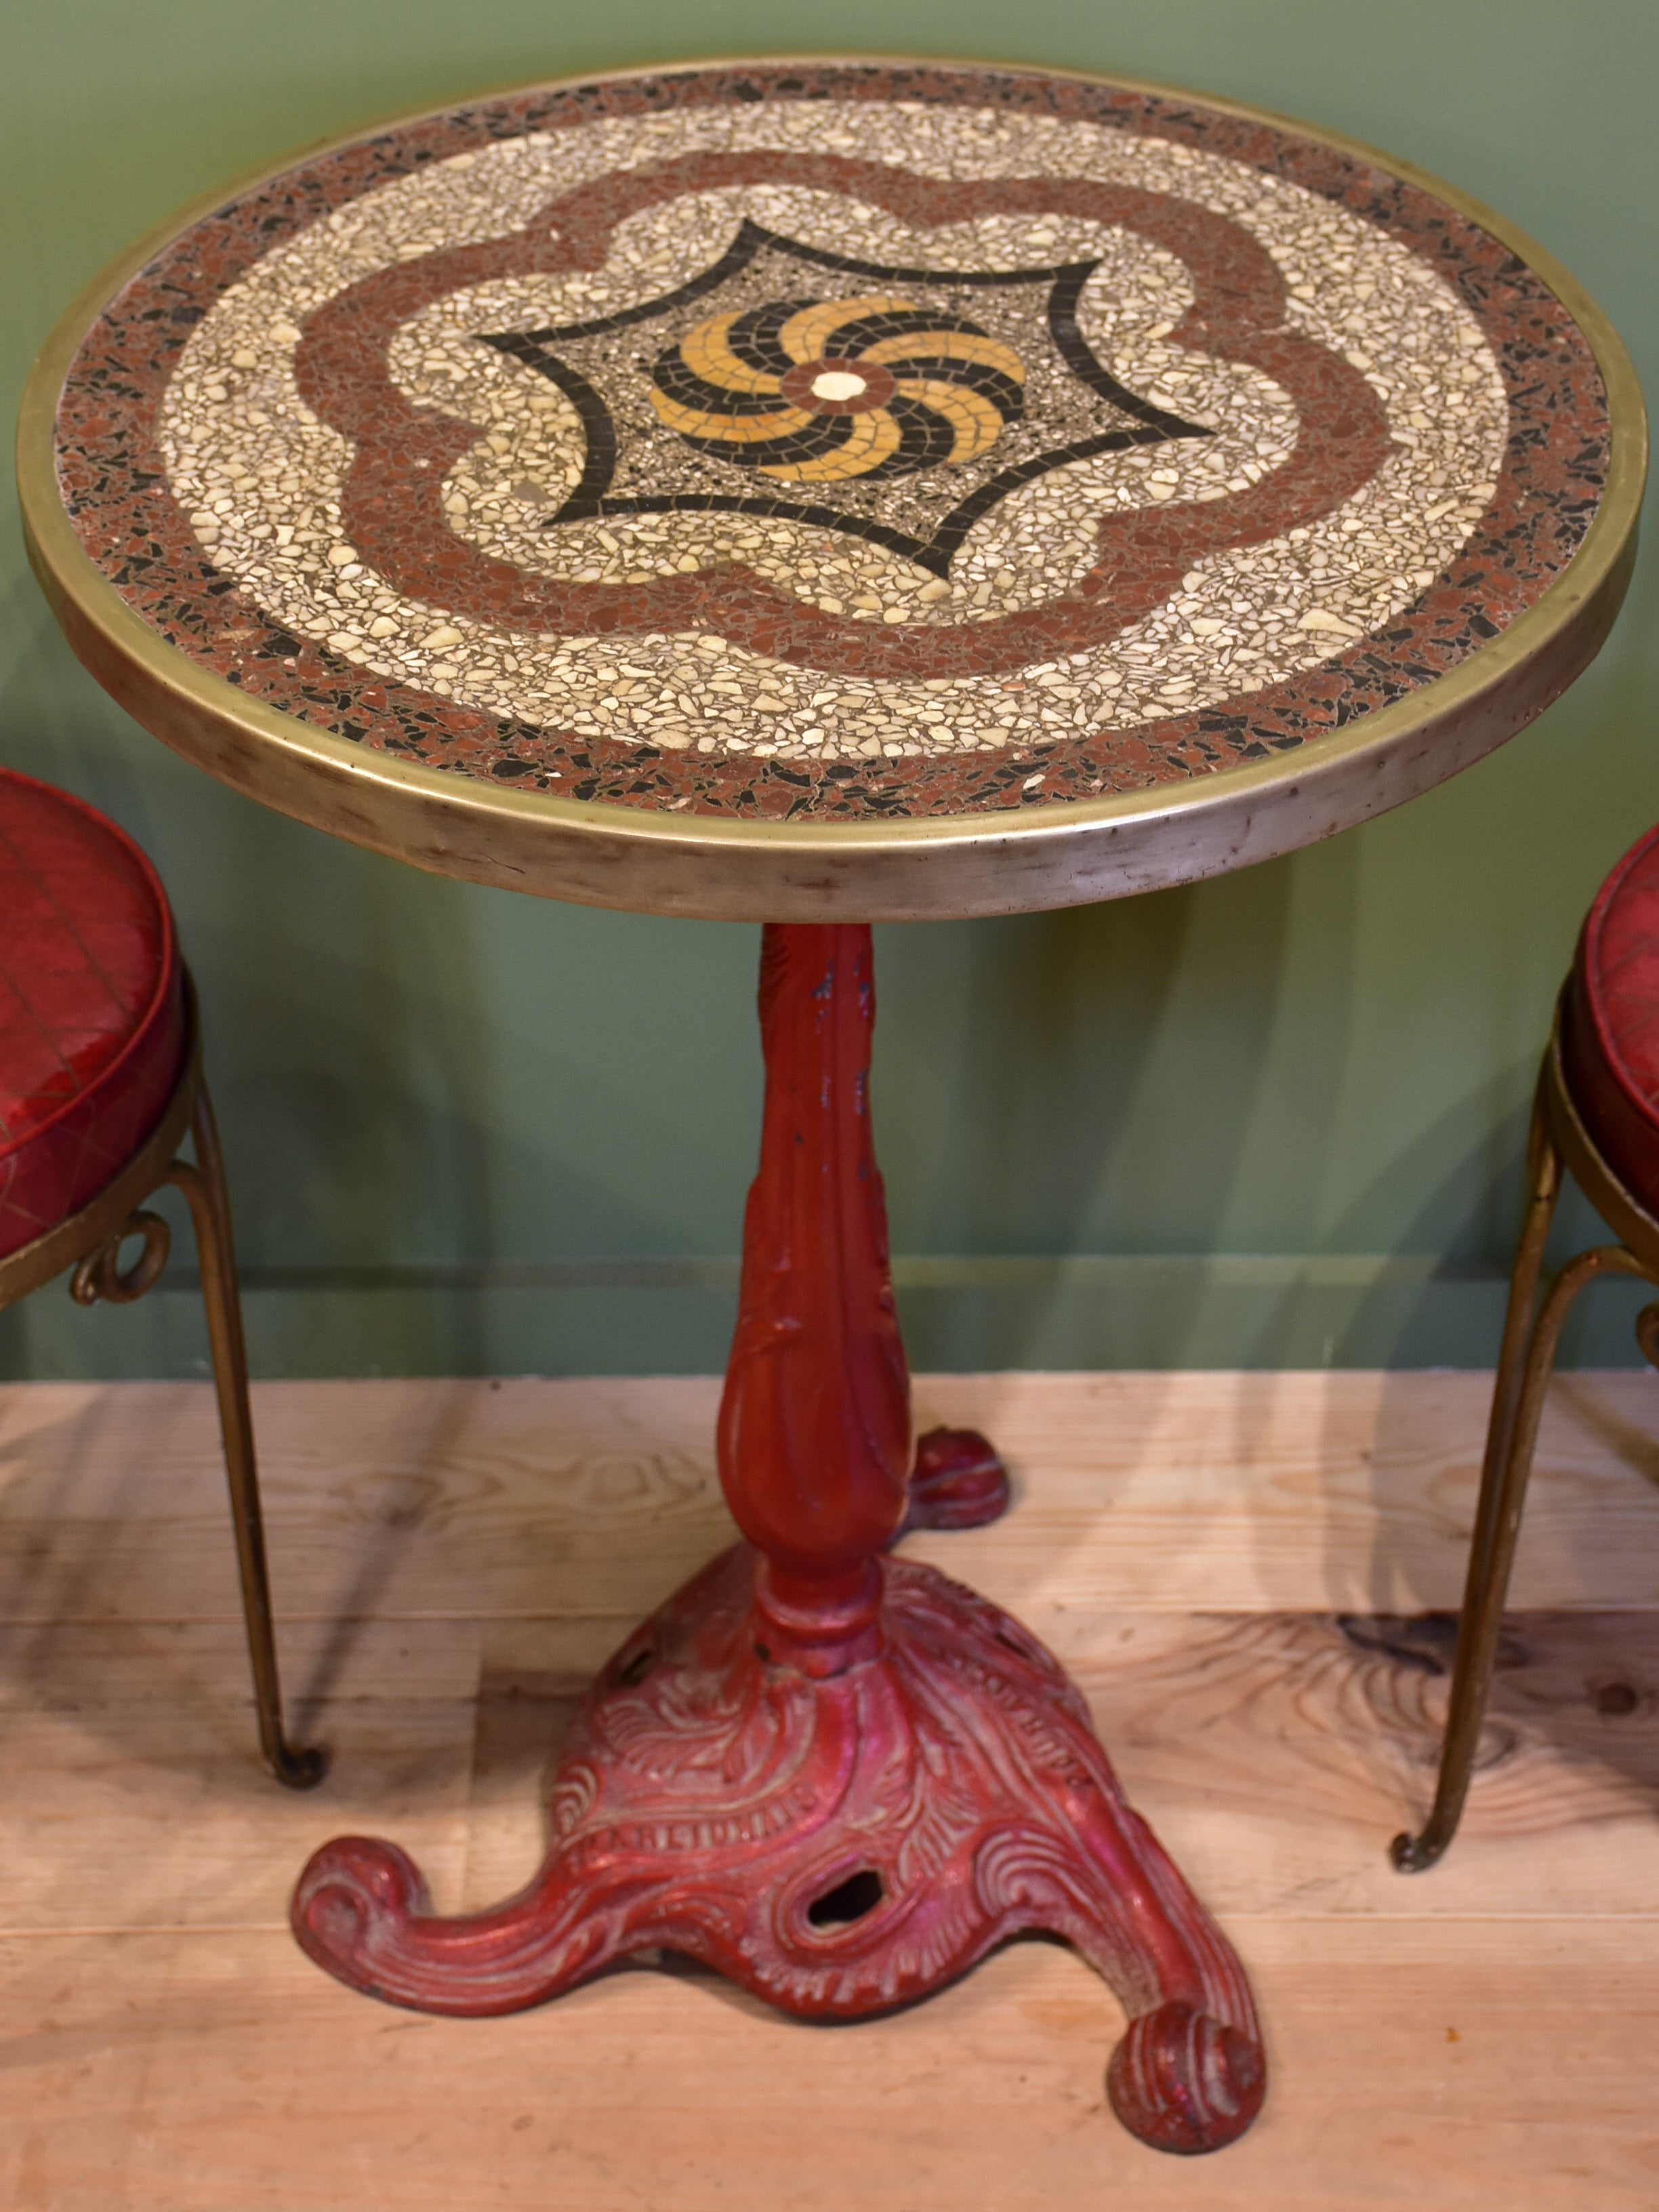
[899,1423,1010,1534]
[293,1542,1263,2156]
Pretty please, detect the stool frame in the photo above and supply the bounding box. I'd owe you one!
[1393,998,1659,1871]
[0,972,325,1789]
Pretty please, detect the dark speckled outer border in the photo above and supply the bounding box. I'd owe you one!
[18,57,1647,921]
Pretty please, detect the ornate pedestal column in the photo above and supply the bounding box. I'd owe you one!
[293,925,1265,2154]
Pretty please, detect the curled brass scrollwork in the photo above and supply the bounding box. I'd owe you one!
[69,1208,171,1306]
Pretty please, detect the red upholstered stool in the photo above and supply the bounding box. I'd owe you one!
[1395,821,1659,1871]
[0,767,322,1788]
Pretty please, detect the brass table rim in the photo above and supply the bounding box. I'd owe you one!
[17,54,1649,922]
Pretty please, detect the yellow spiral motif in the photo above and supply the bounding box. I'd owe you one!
[647,295,1025,483]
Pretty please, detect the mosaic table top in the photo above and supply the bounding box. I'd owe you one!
[22,60,1643,919]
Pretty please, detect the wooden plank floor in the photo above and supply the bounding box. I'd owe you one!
[4,1370,1659,2208]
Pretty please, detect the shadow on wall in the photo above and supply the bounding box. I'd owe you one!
[888,856,1294,1258]
[878,829,1357,1368]
[0,585,764,1384]
[0,593,514,1376]
[7,529,1659,1382]
[199,836,504,1381]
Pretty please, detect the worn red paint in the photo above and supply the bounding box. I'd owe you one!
[292,924,1265,2154]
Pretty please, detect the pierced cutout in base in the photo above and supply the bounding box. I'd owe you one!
[807,1868,885,1927]
[292,1544,1264,2154]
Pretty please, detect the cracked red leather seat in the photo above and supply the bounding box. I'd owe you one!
[1561,820,1659,1221]
[0,763,319,1788]
[0,768,185,1258]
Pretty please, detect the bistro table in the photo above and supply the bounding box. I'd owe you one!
[20,58,1643,2155]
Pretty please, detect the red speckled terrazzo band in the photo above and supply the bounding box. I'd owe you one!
[54,62,1612,823]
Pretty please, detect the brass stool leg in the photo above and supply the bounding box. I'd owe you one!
[163,1084,327,1790]
[1393,1081,1641,1868]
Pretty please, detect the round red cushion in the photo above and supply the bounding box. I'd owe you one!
[0,769,185,1261]
[1562,821,1659,1219]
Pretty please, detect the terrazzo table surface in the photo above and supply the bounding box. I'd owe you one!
[20,58,1645,918]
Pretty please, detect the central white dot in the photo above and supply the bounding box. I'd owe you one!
[811,369,867,402]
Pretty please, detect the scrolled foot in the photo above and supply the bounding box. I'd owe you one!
[899,1427,1011,1536]
[1106,2000,1266,2154]
[270,1740,330,1791]
[1389,1826,1445,1873]
[291,1836,432,1998]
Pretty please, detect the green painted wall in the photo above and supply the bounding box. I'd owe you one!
[3,0,1655,1379]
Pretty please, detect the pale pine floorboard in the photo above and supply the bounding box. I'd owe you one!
[3,1371,1659,2207]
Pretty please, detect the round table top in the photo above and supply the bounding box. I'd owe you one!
[20,58,1645,921]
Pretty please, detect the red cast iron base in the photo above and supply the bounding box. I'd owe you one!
[293,1541,1264,2155]
[294,922,1261,2154]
